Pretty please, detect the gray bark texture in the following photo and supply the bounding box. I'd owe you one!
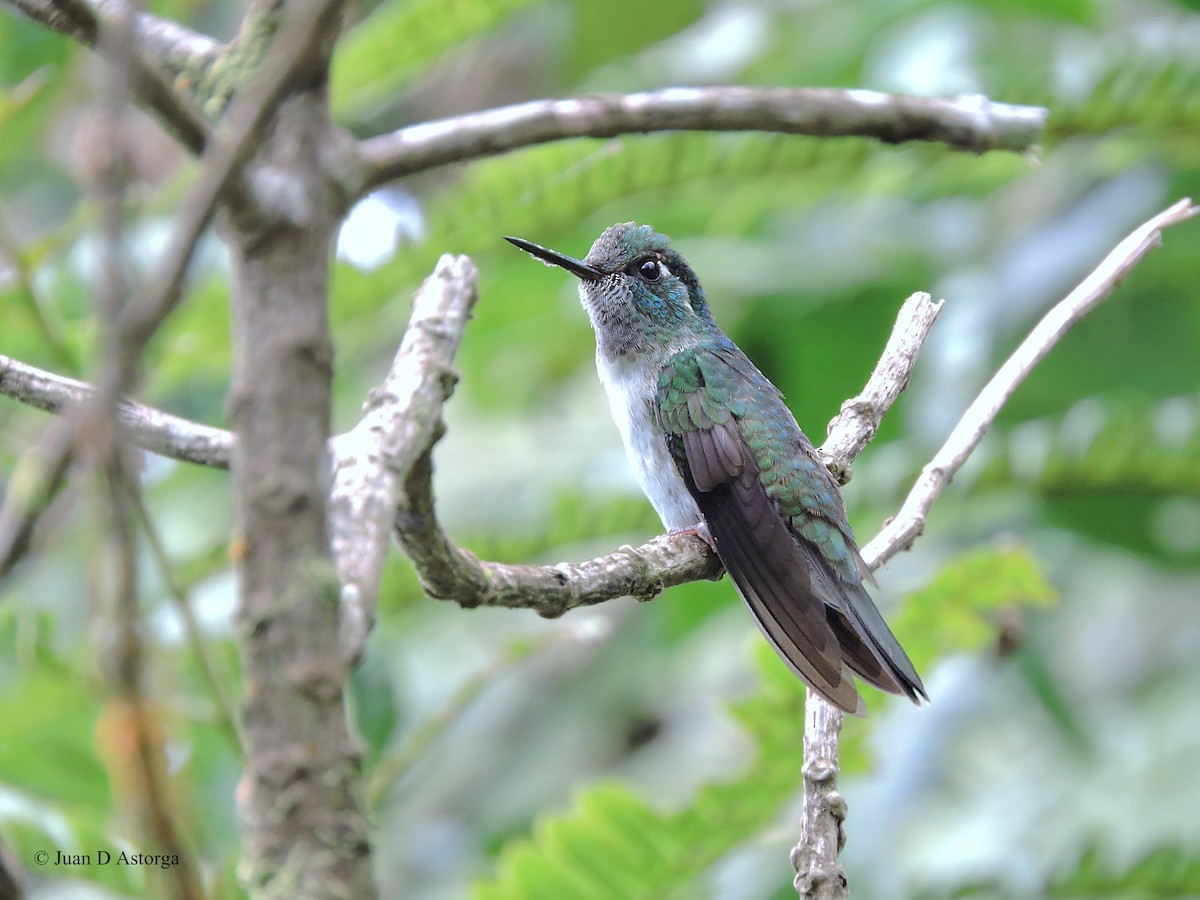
[225,86,373,899]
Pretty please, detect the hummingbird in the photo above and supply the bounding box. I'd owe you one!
[506,223,925,715]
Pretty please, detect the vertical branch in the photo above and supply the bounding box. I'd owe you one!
[222,1,373,888]
[97,454,206,900]
[792,293,944,899]
[92,10,204,896]
[792,698,846,899]
[790,200,1195,898]
[330,254,479,667]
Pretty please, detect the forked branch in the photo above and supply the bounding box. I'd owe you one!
[793,196,1197,899]
[393,293,943,614]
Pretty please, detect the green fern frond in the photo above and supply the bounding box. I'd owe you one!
[1043,54,1200,140]
[474,539,1055,898]
[473,655,820,900]
[965,394,1200,504]
[331,0,539,120]
[1047,843,1200,897]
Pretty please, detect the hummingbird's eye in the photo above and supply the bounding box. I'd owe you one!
[637,258,662,282]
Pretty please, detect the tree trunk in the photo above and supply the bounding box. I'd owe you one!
[225,87,373,899]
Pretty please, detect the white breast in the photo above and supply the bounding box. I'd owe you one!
[596,351,702,532]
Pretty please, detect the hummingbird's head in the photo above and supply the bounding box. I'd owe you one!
[507,222,716,359]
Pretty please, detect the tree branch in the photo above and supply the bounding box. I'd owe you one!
[356,88,1048,193]
[861,196,1198,571]
[330,254,479,667]
[784,295,944,898]
[110,0,347,370]
[0,354,233,467]
[93,0,221,71]
[793,697,847,899]
[7,0,220,63]
[792,196,1197,900]
[0,0,348,580]
[394,293,942,616]
[8,0,214,154]
[218,0,374,893]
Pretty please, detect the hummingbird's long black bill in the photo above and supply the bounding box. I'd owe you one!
[505,236,604,281]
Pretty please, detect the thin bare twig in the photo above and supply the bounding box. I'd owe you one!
[91,34,204,894]
[357,88,1048,193]
[98,453,206,900]
[0,202,79,373]
[792,196,1197,900]
[0,354,233,467]
[861,197,1198,571]
[128,483,243,752]
[366,621,611,810]
[0,420,75,579]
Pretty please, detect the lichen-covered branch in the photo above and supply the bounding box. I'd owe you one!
[792,697,848,899]
[394,293,942,617]
[357,88,1048,193]
[397,445,723,616]
[330,254,479,667]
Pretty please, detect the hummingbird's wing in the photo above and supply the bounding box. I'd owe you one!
[657,342,925,714]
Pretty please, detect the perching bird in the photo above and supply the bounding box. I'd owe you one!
[506,223,925,715]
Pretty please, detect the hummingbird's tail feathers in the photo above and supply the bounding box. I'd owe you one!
[837,577,927,704]
[826,609,908,696]
[700,468,866,715]
[802,543,926,703]
[661,367,918,713]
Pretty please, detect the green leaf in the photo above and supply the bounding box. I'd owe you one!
[892,542,1058,670]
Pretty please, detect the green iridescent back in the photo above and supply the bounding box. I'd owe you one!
[655,338,864,585]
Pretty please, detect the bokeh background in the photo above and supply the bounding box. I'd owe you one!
[2,0,1199,896]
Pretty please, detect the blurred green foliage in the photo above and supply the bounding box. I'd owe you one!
[475,541,1056,899]
[1,0,1199,897]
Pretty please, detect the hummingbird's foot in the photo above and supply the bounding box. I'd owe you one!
[671,522,717,553]
[674,522,724,581]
